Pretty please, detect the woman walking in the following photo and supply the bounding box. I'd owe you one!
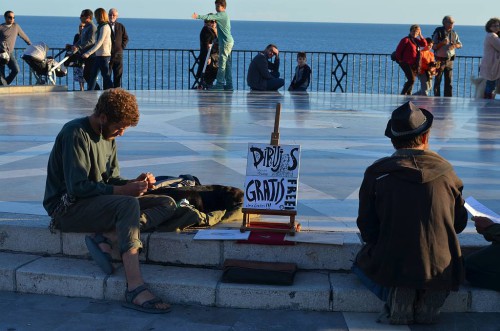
[479,18,500,99]
[395,25,427,95]
[82,8,113,90]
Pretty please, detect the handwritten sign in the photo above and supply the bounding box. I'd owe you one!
[244,143,301,211]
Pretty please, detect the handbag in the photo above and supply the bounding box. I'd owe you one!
[221,259,297,285]
[0,51,9,65]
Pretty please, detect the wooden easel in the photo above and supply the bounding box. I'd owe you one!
[240,103,299,236]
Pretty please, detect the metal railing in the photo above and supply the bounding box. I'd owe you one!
[11,48,482,98]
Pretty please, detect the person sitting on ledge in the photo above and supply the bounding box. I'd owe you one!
[43,88,174,314]
[465,216,500,291]
[247,44,284,91]
[352,101,468,325]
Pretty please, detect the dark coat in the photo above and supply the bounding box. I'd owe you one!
[355,148,468,291]
[110,21,128,57]
[247,53,280,90]
[196,26,218,79]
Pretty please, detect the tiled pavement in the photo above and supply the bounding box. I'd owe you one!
[0,88,499,330]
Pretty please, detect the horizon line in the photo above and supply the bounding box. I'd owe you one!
[16,15,482,27]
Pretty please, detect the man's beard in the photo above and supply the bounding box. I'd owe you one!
[101,123,117,140]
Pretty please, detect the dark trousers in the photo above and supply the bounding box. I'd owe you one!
[110,53,124,88]
[87,56,113,91]
[56,194,176,254]
[265,71,285,91]
[434,59,453,97]
[399,62,416,95]
[0,52,20,85]
[83,56,100,90]
[465,242,500,291]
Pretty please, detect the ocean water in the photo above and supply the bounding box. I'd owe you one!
[17,16,484,56]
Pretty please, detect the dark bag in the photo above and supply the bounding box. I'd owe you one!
[221,259,297,285]
[390,51,398,62]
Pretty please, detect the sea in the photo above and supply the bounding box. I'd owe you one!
[18,16,484,56]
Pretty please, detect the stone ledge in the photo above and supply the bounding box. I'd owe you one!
[0,85,67,94]
[0,253,497,312]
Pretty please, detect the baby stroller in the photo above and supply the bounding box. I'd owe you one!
[21,42,68,85]
[193,43,219,90]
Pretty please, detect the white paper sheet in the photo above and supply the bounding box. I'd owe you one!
[193,229,251,240]
[464,196,500,224]
[285,231,344,245]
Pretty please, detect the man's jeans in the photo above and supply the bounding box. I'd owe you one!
[215,42,233,88]
[0,52,20,85]
[266,71,285,91]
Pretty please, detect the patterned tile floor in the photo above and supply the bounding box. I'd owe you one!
[1,90,499,235]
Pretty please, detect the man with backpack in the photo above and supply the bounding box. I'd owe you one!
[432,16,462,97]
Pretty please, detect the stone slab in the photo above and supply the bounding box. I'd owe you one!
[217,271,331,311]
[467,286,500,312]
[16,256,106,299]
[222,233,360,270]
[0,252,40,291]
[104,264,219,306]
[147,231,222,267]
[0,221,61,255]
[331,273,383,312]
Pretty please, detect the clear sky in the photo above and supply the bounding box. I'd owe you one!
[6,0,493,26]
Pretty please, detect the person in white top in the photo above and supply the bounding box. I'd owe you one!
[82,8,112,90]
[479,18,500,99]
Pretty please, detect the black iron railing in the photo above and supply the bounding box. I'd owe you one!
[11,48,482,97]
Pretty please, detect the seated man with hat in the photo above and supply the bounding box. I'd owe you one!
[352,101,468,325]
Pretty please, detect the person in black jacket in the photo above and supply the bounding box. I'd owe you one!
[108,8,129,88]
[195,18,218,87]
[247,44,284,91]
[288,52,311,92]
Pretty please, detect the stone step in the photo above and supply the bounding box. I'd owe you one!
[0,252,498,313]
[0,214,488,272]
[0,85,67,94]
[0,215,360,271]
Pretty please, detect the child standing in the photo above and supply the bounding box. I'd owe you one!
[288,52,311,92]
[193,0,234,91]
[416,37,437,96]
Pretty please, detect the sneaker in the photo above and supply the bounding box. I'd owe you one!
[224,85,234,91]
[209,84,225,91]
[387,287,416,325]
[414,290,448,324]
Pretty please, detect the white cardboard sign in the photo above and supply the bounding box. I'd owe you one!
[243,143,301,211]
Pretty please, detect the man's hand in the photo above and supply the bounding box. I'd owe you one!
[114,181,148,197]
[472,216,495,234]
[135,172,156,190]
[81,53,89,59]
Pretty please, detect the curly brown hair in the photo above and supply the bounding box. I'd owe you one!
[94,88,139,126]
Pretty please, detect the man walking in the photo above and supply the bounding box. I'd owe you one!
[0,10,31,85]
[247,44,284,91]
[43,88,174,313]
[353,101,468,325]
[109,8,129,88]
[432,15,462,97]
